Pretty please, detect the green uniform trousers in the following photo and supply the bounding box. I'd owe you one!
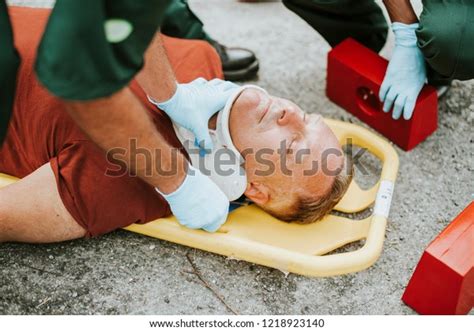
[0,0,171,144]
[161,0,212,42]
[282,0,474,85]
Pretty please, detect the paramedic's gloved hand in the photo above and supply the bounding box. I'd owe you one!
[154,78,239,151]
[379,22,427,120]
[156,164,229,232]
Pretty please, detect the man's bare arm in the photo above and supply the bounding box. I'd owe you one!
[382,0,418,23]
[64,32,186,194]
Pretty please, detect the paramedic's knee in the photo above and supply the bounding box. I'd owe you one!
[417,4,474,81]
[282,0,388,52]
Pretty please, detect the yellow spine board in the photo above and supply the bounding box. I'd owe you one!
[0,119,399,277]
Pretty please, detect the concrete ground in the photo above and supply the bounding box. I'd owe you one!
[1,0,473,315]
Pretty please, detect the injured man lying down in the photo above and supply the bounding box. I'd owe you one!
[0,7,352,244]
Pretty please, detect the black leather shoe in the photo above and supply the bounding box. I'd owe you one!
[223,60,259,81]
[209,39,259,81]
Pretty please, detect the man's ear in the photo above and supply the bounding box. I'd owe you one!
[244,182,270,205]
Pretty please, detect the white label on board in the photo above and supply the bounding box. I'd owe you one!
[373,180,394,218]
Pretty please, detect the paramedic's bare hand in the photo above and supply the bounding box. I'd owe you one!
[151,78,239,151]
[156,164,229,232]
[379,22,427,120]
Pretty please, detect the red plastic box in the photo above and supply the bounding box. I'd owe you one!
[327,38,438,151]
[402,201,474,314]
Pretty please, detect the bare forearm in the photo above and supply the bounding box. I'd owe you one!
[136,33,177,102]
[65,87,186,194]
[383,0,418,24]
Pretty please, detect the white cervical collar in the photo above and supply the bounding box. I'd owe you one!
[173,85,267,201]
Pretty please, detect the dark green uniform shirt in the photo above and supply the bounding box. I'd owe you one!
[1,0,171,143]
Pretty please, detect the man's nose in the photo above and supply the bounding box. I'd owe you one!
[277,107,304,128]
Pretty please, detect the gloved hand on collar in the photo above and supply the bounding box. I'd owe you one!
[149,77,239,152]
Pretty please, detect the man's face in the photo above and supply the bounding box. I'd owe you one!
[229,88,344,212]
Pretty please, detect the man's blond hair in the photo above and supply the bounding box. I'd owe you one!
[265,153,354,224]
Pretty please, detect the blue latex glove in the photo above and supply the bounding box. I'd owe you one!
[152,77,239,151]
[156,164,229,232]
[379,22,427,120]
